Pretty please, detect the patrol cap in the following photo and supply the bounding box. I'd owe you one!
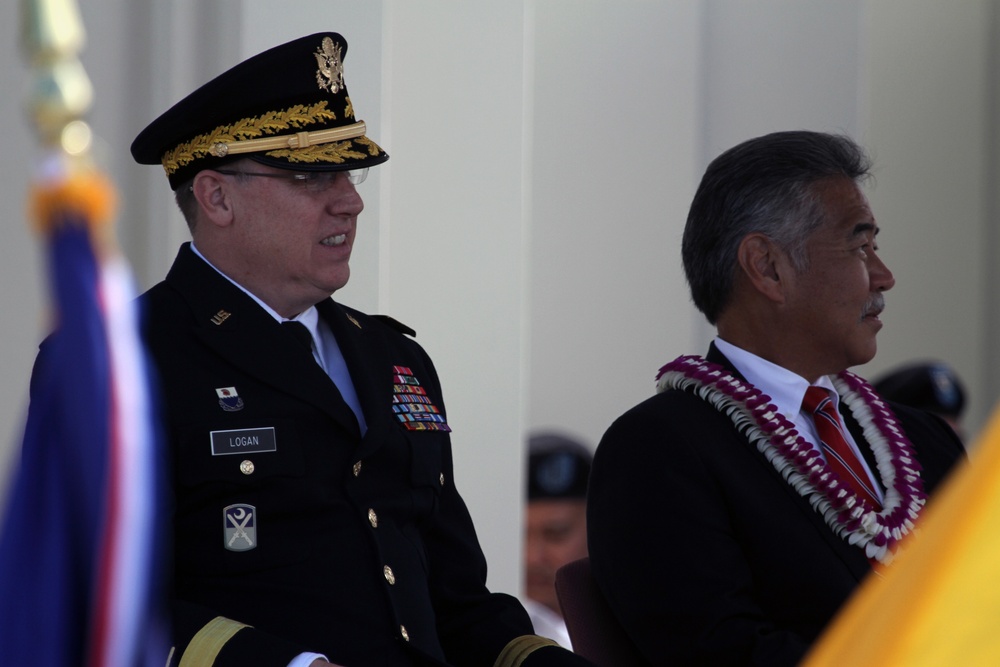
[131,32,388,190]
[527,433,593,501]
[873,362,966,420]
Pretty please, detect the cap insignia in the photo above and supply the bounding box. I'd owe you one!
[314,36,345,94]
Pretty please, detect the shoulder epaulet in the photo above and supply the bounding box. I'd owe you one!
[371,314,416,337]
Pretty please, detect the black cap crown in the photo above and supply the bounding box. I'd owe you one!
[527,433,593,501]
[131,32,388,189]
[873,362,966,420]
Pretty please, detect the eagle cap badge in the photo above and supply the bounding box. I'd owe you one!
[314,36,345,94]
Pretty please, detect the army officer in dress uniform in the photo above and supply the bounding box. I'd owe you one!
[128,32,594,667]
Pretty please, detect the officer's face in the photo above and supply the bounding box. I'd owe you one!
[524,499,588,615]
[222,162,365,317]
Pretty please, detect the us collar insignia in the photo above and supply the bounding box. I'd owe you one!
[391,365,451,432]
[211,309,231,325]
[224,504,256,551]
[314,36,345,94]
[217,386,245,412]
[346,312,362,329]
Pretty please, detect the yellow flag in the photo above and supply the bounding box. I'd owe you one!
[804,410,1000,665]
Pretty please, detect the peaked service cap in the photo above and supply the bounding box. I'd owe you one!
[873,362,966,420]
[527,433,593,501]
[131,32,388,190]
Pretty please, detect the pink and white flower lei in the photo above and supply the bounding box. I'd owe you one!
[656,355,927,565]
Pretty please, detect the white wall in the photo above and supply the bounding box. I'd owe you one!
[0,0,42,483]
[0,0,996,599]
[861,1,993,435]
[527,1,704,449]
[378,2,533,591]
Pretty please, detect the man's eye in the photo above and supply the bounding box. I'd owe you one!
[297,173,336,191]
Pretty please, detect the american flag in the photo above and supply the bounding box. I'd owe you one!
[0,167,169,666]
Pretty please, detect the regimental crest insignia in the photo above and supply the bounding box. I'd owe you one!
[224,504,256,552]
[216,386,245,412]
[314,36,345,94]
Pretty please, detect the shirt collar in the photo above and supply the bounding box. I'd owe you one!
[714,336,840,421]
[189,242,319,333]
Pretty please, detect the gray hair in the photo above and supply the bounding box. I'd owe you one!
[681,131,872,324]
[173,179,198,232]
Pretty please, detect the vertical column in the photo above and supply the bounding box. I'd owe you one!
[382,1,530,593]
[862,0,992,437]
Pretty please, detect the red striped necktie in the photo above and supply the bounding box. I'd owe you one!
[802,386,882,511]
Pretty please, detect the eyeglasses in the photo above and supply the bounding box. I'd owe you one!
[214,167,369,192]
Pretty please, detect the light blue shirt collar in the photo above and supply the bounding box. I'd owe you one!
[189,242,365,434]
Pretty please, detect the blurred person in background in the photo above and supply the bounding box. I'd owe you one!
[873,362,967,442]
[523,433,593,649]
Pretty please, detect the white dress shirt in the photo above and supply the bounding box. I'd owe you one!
[523,598,573,650]
[714,337,883,503]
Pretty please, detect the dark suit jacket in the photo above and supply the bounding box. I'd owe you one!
[139,245,582,667]
[586,344,965,667]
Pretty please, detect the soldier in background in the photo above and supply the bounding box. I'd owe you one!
[523,433,592,649]
[873,361,967,442]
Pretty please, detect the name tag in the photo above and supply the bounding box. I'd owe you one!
[210,427,277,456]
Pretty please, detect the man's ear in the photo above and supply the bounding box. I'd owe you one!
[191,171,235,228]
[737,233,787,304]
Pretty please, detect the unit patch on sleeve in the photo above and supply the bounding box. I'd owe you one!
[391,365,452,432]
[224,504,256,551]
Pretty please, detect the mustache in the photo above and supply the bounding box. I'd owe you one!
[862,292,885,319]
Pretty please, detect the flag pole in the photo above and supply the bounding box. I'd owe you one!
[20,0,117,251]
[21,0,92,150]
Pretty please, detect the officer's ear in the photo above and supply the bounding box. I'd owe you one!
[191,170,236,229]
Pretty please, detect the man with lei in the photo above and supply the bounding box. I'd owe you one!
[586,131,965,666]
